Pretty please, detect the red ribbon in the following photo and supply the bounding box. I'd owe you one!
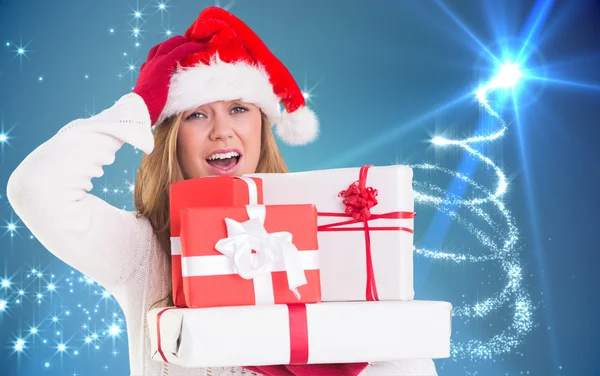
[156,304,310,365]
[288,304,310,364]
[317,165,416,301]
[156,307,175,363]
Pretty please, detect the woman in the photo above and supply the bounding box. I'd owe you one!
[6,6,438,376]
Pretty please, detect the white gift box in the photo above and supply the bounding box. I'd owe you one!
[148,300,452,368]
[250,165,415,301]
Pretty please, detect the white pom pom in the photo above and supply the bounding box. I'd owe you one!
[274,106,319,146]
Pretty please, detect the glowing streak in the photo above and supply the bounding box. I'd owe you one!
[414,61,533,359]
[434,0,501,64]
[528,75,600,91]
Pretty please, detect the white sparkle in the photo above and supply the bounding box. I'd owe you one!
[1,279,9,287]
[108,324,121,336]
[0,134,7,143]
[14,339,25,352]
[0,300,6,311]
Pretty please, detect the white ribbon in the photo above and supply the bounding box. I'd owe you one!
[214,205,308,301]
[170,177,258,256]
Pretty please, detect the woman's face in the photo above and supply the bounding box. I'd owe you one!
[177,100,262,178]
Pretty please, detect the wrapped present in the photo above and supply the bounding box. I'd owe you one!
[250,165,416,302]
[169,176,263,307]
[148,300,452,368]
[179,204,321,308]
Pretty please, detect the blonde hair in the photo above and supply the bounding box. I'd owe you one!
[133,111,288,307]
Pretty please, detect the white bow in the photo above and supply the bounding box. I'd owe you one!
[214,205,307,299]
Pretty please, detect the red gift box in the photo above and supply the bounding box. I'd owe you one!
[169,176,263,307]
[179,204,321,308]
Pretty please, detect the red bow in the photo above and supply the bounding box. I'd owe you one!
[338,165,379,220]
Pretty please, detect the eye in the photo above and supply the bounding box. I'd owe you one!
[185,112,207,121]
[231,106,248,114]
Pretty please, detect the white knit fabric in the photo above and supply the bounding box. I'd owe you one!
[6,92,437,376]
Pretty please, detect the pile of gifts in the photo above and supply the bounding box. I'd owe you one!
[148,165,452,368]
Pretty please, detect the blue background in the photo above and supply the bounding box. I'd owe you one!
[1,0,599,375]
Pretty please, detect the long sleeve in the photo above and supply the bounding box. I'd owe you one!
[6,92,155,294]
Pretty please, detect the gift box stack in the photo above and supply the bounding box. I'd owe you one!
[148,165,452,370]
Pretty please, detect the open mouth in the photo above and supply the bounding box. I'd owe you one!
[206,150,241,174]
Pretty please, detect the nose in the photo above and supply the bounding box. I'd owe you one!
[209,111,234,141]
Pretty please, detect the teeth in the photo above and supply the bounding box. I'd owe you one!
[207,151,240,160]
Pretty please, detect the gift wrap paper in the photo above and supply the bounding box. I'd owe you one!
[250,165,415,301]
[148,300,452,368]
[169,176,263,307]
[179,204,321,308]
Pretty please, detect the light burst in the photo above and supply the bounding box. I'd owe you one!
[154,0,170,16]
[214,0,236,11]
[413,60,533,360]
[14,338,25,353]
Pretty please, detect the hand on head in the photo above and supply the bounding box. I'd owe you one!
[133,36,206,125]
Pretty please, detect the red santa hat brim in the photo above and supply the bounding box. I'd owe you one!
[158,55,318,146]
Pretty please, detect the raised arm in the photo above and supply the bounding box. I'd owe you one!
[7,35,206,294]
[6,92,155,293]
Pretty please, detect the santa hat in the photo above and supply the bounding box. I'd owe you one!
[157,6,318,146]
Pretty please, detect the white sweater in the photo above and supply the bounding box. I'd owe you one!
[6,92,438,376]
